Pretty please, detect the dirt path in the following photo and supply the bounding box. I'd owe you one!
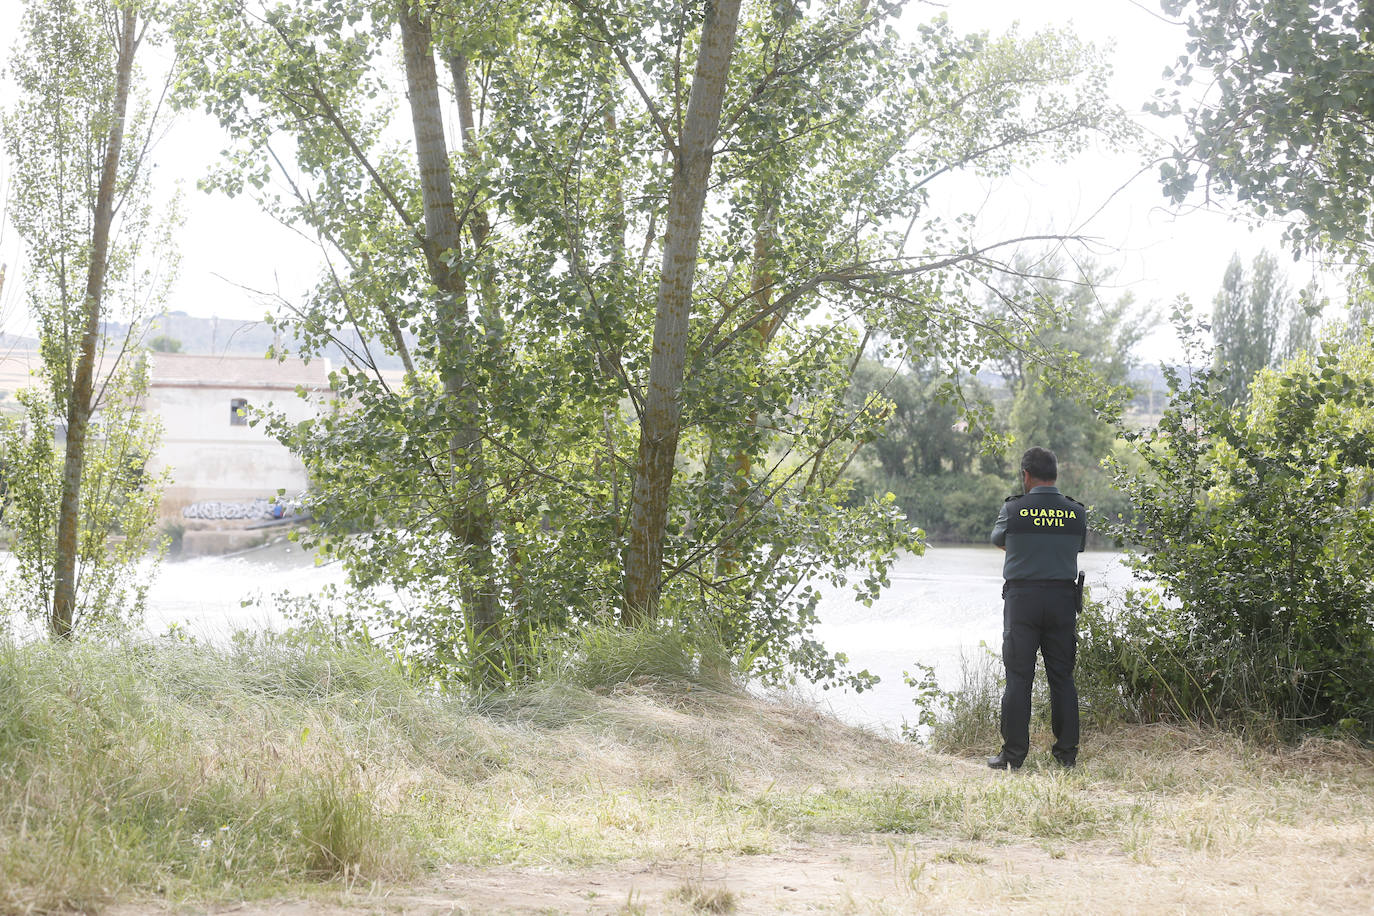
[123,826,1374,916]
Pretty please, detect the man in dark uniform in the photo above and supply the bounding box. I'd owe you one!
[988,446,1086,770]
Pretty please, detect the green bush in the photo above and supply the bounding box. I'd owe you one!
[1100,330,1374,740]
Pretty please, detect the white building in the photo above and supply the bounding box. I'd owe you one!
[0,346,333,517]
[145,353,332,515]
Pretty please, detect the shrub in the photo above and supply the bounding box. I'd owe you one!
[1101,329,1374,740]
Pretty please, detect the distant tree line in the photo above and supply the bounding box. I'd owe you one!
[844,258,1145,543]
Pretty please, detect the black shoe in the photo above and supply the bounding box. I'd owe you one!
[1056,758,1076,769]
[986,752,1022,770]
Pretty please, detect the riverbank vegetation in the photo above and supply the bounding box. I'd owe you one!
[4,0,1374,908]
[1082,326,1374,741]
[4,0,1366,732]
[3,631,1372,914]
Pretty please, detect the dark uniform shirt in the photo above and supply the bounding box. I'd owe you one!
[990,485,1086,581]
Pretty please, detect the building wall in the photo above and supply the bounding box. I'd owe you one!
[0,349,335,516]
[146,373,332,515]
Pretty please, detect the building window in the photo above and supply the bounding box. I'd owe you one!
[230,397,249,426]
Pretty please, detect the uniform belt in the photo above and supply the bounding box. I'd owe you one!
[1005,578,1076,587]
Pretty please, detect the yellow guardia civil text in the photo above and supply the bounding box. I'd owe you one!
[1018,507,1078,527]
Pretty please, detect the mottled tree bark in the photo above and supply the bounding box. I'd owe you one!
[50,8,138,638]
[622,0,743,624]
[398,4,501,670]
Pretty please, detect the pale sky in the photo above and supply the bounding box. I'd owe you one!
[0,0,1329,362]
[935,0,1326,360]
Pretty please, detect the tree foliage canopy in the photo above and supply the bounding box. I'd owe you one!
[168,0,1129,688]
[1157,1,1374,263]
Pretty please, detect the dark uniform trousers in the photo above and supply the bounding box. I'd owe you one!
[1001,580,1078,766]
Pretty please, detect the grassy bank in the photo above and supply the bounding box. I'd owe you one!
[3,634,1373,914]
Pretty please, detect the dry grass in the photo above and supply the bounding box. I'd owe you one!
[668,880,738,912]
[3,633,1373,914]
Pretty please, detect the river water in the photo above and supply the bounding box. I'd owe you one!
[11,538,1139,734]
[807,544,1137,734]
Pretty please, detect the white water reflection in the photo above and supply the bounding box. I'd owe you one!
[143,536,340,638]
[0,539,327,642]
[805,545,1137,735]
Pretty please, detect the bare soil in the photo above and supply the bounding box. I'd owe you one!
[112,818,1374,915]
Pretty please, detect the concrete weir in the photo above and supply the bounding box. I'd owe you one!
[176,515,310,557]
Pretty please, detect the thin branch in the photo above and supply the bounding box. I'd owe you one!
[566,0,677,153]
[701,234,1086,360]
[261,15,421,234]
[264,142,417,378]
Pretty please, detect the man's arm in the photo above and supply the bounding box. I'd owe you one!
[991,501,1010,550]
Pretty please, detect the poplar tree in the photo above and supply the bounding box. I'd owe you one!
[1210,250,1314,405]
[175,0,1129,686]
[1,0,173,635]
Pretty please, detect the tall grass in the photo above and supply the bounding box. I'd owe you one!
[542,619,736,691]
[0,632,478,911]
[5,624,1372,914]
[919,597,1340,760]
[0,624,861,911]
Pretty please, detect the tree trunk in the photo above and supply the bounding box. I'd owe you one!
[447,52,490,252]
[622,0,743,625]
[397,4,502,674]
[447,52,502,337]
[50,8,138,638]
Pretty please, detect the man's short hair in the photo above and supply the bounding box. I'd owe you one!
[1020,446,1058,482]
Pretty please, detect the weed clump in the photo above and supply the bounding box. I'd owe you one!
[668,880,738,912]
[909,649,1056,759]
